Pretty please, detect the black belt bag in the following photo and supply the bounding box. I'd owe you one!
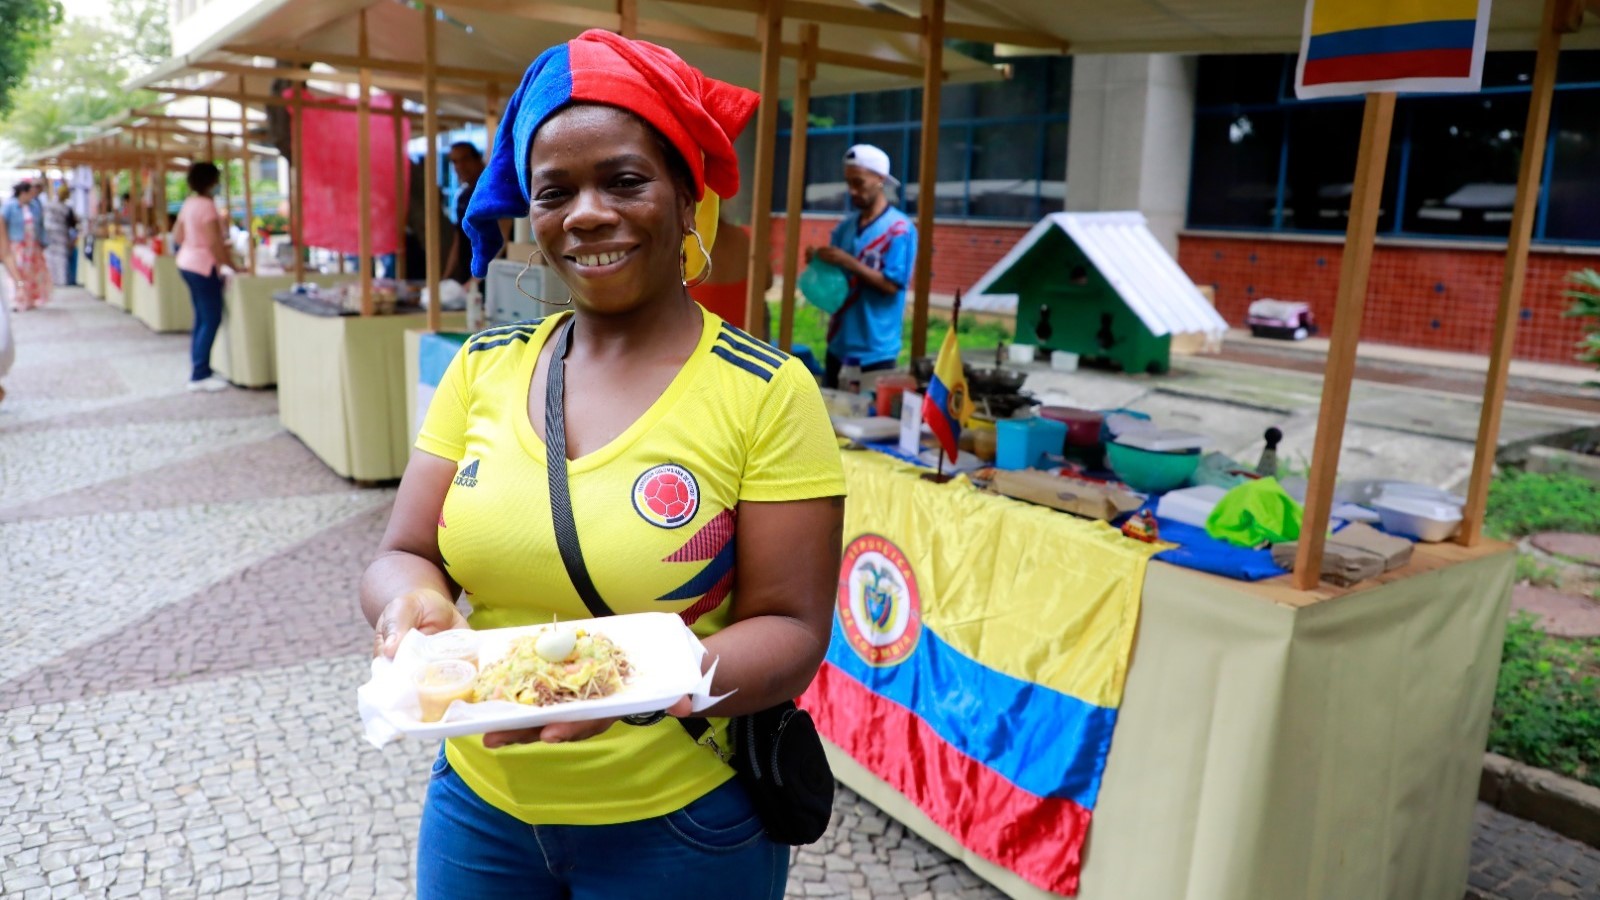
[542,319,833,846]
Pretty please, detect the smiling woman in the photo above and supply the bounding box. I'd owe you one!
[358,30,847,900]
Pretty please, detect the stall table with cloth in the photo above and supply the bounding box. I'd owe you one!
[273,292,464,482]
[128,245,191,334]
[79,245,101,298]
[213,274,354,388]
[804,449,1512,900]
[100,237,129,311]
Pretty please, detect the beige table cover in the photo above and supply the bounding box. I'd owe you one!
[829,542,1514,900]
[100,238,129,311]
[129,251,191,334]
[274,301,465,481]
[214,274,353,387]
[80,246,101,298]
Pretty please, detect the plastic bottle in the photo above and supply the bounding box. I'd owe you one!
[840,356,863,394]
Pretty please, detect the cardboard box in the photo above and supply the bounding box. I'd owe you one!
[989,470,1143,521]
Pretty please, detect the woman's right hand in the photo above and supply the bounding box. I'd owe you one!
[373,588,469,659]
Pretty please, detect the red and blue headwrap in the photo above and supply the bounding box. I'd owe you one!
[464,30,759,277]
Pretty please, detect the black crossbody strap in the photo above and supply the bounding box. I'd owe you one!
[543,316,715,743]
[545,318,615,620]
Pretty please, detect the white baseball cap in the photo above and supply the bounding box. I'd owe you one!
[843,144,899,188]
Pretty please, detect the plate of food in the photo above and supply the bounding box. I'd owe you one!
[357,612,723,745]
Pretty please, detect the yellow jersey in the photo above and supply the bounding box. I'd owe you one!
[414,308,845,825]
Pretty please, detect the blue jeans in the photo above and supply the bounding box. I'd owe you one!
[418,749,788,900]
[180,267,224,382]
[66,246,78,286]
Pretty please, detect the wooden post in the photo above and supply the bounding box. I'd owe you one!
[1291,92,1397,591]
[394,104,408,280]
[618,0,638,37]
[205,98,215,161]
[1459,0,1566,546]
[484,83,499,149]
[424,3,442,331]
[153,147,167,232]
[358,8,375,316]
[910,0,944,360]
[239,77,256,274]
[130,132,143,239]
[291,84,306,282]
[778,23,818,352]
[745,0,784,334]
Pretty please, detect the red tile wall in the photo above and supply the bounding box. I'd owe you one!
[1177,235,1599,365]
[767,215,1030,298]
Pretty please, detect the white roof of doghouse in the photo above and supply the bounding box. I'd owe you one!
[968,211,1229,339]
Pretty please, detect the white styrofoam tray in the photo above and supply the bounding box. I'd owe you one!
[357,612,722,745]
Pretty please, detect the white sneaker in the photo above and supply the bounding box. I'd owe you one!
[186,376,230,393]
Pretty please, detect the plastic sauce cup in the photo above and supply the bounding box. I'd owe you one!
[415,659,477,723]
[422,629,480,667]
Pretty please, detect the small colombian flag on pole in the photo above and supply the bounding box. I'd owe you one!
[922,291,972,465]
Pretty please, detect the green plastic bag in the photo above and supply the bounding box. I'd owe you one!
[798,260,849,314]
[1205,477,1304,548]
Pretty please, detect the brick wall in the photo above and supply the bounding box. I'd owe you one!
[1177,234,1598,365]
[768,214,1031,297]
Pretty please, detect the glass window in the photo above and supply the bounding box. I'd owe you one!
[1558,49,1600,85]
[803,133,851,212]
[1545,88,1600,243]
[1042,121,1069,213]
[1402,94,1528,238]
[971,122,1043,219]
[855,90,908,125]
[1196,55,1286,108]
[808,95,850,129]
[1188,110,1285,229]
[1282,103,1400,233]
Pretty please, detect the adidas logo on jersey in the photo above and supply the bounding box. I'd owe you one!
[454,459,480,488]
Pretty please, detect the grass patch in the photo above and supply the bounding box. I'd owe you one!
[771,301,1013,368]
[1490,615,1600,788]
[1514,554,1564,589]
[1485,470,1600,539]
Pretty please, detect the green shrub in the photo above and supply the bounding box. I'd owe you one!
[1485,470,1600,539]
[1564,269,1600,383]
[1489,615,1600,787]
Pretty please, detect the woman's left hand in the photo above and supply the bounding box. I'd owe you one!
[481,695,695,748]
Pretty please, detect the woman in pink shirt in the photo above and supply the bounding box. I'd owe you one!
[171,162,240,392]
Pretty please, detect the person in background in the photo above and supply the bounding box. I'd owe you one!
[3,182,51,310]
[43,184,72,286]
[688,212,772,339]
[807,144,916,389]
[442,141,485,285]
[62,187,79,287]
[171,163,242,392]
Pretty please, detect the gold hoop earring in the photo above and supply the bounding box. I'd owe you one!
[682,227,712,289]
[516,249,571,306]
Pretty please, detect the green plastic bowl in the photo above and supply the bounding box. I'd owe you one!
[1105,441,1201,493]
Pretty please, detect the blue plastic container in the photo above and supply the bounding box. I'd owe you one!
[996,418,1068,471]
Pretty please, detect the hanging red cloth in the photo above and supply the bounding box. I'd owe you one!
[286,88,409,255]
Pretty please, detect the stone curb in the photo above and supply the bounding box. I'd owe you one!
[1480,752,1600,850]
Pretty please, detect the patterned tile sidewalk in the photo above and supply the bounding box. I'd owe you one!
[2,288,1596,899]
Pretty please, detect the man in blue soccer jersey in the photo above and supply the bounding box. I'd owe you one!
[808,144,917,388]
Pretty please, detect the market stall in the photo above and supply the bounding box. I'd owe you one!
[128,242,191,333]
[214,272,354,387]
[273,291,466,482]
[27,0,1593,896]
[79,243,101,297]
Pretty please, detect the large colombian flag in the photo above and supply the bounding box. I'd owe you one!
[1295,0,1492,99]
[802,451,1163,895]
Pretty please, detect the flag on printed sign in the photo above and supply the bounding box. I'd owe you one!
[1295,0,1493,99]
[921,319,970,464]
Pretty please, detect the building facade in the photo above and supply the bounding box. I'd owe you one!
[770,50,1600,365]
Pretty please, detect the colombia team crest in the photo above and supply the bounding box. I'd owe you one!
[633,463,700,529]
[838,534,922,667]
